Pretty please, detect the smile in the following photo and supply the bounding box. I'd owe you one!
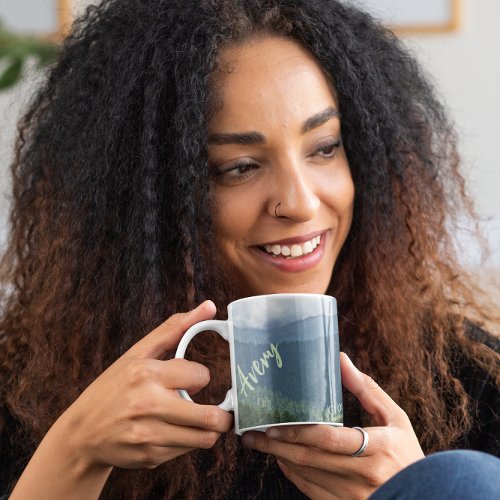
[262,234,321,258]
[252,230,327,272]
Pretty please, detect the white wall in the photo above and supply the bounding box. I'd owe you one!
[1,0,499,268]
[403,1,500,268]
[0,68,41,244]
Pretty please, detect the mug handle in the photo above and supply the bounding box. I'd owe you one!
[174,320,234,411]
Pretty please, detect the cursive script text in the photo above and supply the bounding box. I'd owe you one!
[237,343,282,397]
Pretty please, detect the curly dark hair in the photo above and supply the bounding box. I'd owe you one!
[0,0,498,498]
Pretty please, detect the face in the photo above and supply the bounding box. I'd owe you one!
[207,36,354,297]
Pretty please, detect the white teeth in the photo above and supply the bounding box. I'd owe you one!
[290,244,303,257]
[262,234,322,258]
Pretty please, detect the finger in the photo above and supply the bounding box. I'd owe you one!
[266,424,373,457]
[340,352,407,427]
[119,358,211,397]
[243,431,342,471]
[154,358,212,393]
[118,444,194,469]
[146,427,227,468]
[244,429,380,473]
[124,300,217,360]
[160,397,233,433]
[117,359,233,432]
[277,459,337,499]
[136,420,224,450]
[120,423,224,468]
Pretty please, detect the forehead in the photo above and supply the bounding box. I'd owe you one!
[210,36,338,131]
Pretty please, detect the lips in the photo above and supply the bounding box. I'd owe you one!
[251,230,328,272]
[257,229,325,247]
[261,234,321,258]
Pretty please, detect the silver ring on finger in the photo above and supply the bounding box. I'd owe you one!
[351,426,369,457]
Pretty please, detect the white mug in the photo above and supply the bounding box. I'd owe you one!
[175,293,343,435]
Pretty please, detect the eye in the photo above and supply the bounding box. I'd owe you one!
[314,139,342,158]
[212,161,259,185]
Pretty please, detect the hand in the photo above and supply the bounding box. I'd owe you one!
[56,301,233,471]
[242,352,425,499]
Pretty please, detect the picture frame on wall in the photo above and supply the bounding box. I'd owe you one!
[1,0,72,41]
[351,0,460,35]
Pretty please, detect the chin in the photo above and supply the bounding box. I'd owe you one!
[231,266,334,297]
[247,281,331,297]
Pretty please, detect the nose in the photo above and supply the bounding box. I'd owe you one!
[266,158,320,222]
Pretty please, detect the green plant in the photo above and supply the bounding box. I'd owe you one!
[0,20,59,90]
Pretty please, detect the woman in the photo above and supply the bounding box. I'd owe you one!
[1,0,498,498]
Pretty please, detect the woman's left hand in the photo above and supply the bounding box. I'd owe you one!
[242,352,425,499]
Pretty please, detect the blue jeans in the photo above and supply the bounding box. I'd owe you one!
[369,450,500,500]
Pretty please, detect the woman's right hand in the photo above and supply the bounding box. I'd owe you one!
[56,300,233,470]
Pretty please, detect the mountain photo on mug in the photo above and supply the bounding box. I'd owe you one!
[232,296,343,430]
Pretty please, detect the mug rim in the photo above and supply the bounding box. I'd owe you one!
[238,420,343,434]
[228,293,336,310]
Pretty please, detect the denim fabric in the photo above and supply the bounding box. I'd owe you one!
[369,450,500,500]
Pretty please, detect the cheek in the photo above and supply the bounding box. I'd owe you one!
[212,190,256,246]
[340,176,355,214]
[319,166,355,215]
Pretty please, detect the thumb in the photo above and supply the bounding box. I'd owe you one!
[340,352,408,427]
[124,300,217,360]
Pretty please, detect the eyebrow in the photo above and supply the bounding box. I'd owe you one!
[207,106,340,146]
[207,131,265,145]
[302,107,340,133]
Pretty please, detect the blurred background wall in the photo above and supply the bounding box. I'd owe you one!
[1,0,499,274]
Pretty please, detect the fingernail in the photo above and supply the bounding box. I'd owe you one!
[277,459,287,470]
[193,300,215,313]
[267,428,281,439]
[342,352,359,372]
[203,300,216,310]
[242,433,254,447]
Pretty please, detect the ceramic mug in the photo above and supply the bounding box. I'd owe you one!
[175,293,343,434]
